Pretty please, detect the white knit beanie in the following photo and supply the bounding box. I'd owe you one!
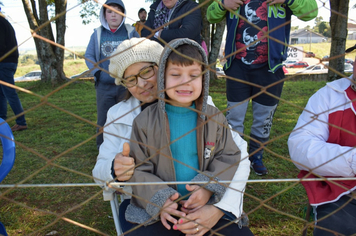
[109,38,164,85]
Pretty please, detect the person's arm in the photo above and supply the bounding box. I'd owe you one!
[288,84,356,177]
[207,1,226,24]
[206,96,250,220]
[287,0,318,21]
[84,31,101,76]
[190,111,240,204]
[214,128,250,221]
[206,0,248,23]
[129,116,179,220]
[175,204,224,236]
[159,3,202,44]
[92,103,133,200]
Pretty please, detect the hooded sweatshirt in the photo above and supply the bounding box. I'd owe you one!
[288,77,356,206]
[125,38,241,225]
[0,16,19,64]
[85,0,139,84]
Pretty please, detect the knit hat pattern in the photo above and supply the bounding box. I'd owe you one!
[109,38,164,85]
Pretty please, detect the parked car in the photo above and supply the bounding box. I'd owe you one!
[305,52,315,58]
[322,55,329,60]
[344,63,353,73]
[296,64,328,74]
[286,61,309,68]
[297,62,353,74]
[282,66,289,74]
[70,70,93,80]
[345,58,354,65]
[283,60,297,68]
[14,70,41,82]
[216,67,225,76]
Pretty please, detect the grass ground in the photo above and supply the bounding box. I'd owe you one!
[0,73,328,235]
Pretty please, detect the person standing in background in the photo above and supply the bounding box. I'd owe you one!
[132,8,147,36]
[0,13,27,132]
[141,0,202,45]
[85,0,139,149]
[207,0,318,175]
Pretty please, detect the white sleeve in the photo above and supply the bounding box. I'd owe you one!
[288,88,356,177]
[92,107,131,200]
[207,95,250,220]
[214,128,250,220]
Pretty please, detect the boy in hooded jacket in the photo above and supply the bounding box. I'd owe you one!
[125,38,253,236]
[85,0,139,149]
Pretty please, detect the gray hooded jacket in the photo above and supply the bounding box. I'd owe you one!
[125,38,241,225]
[85,0,139,84]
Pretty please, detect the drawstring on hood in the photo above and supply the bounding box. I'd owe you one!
[157,38,210,120]
[99,0,126,32]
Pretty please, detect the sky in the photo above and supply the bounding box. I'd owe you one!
[1,0,152,50]
[1,0,356,51]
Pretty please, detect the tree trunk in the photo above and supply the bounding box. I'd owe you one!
[199,0,211,50]
[328,0,349,81]
[199,0,226,81]
[209,20,225,81]
[21,0,67,85]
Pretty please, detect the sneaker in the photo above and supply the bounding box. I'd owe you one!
[11,124,27,132]
[250,154,268,175]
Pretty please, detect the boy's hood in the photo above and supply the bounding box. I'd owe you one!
[100,0,126,31]
[157,38,210,120]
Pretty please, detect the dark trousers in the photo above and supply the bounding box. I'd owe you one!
[95,82,126,149]
[0,63,26,126]
[126,218,254,236]
[119,199,134,233]
[224,59,284,155]
[314,195,356,236]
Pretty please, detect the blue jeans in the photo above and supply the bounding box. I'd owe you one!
[0,63,26,126]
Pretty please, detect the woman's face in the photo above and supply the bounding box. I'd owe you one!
[124,62,158,103]
[162,0,178,9]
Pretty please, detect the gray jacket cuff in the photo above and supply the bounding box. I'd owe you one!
[191,173,226,204]
[146,187,178,220]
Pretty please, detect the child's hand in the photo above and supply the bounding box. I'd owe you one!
[179,184,213,214]
[160,192,186,230]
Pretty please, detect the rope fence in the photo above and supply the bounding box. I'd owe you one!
[0,0,355,235]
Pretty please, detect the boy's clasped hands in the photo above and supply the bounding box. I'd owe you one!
[160,185,213,235]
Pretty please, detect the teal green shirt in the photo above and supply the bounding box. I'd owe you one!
[166,103,199,198]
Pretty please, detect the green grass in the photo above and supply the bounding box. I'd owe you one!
[15,59,89,79]
[0,70,327,235]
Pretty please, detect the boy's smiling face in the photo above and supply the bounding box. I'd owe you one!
[165,61,202,107]
[105,5,123,30]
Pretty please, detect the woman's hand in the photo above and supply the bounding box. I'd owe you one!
[113,142,135,181]
[179,185,213,214]
[160,193,186,230]
[223,0,245,10]
[174,205,224,236]
[266,0,285,5]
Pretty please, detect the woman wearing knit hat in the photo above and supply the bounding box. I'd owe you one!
[92,38,252,235]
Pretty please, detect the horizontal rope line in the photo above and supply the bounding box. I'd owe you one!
[1,177,356,188]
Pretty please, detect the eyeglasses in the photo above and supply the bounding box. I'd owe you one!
[121,64,156,88]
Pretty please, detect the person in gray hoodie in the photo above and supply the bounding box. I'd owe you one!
[85,0,139,149]
[125,38,254,236]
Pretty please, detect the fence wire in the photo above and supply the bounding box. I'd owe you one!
[0,0,356,235]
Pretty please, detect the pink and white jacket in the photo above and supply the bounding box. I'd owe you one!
[288,77,356,206]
